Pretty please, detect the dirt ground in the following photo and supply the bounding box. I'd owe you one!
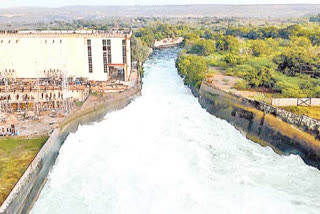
[207,72,270,103]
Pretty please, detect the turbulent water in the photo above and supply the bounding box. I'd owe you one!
[31,48,320,214]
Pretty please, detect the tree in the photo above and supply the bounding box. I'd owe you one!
[135,27,155,47]
[274,46,318,76]
[250,40,270,57]
[131,36,150,68]
[176,55,208,88]
[223,53,244,65]
[224,35,240,52]
[189,39,216,56]
[244,66,274,88]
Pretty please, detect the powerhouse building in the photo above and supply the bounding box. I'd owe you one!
[0,30,132,82]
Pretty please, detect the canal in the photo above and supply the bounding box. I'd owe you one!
[31,48,320,214]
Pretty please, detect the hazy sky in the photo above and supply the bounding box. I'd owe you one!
[1,0,320,8]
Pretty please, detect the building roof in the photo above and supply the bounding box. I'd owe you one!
[0,30,132,39]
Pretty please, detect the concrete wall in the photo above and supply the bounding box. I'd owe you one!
[0,83,141,214]
[272,98,320,107]
[198,82,320,169]
[154,37,184,48]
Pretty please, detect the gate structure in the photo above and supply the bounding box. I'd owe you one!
[297,98,311,107]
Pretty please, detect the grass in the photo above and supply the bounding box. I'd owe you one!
[280,106,320,120]
[0,136,48,205]
[75,101,84,107]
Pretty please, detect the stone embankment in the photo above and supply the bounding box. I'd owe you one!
[0,79,142,214]
[198,81,320,169]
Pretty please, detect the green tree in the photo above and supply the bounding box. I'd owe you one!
[250,40,270,57]
[274,46,318,76]
[244,66,274,88]
[131,36,151,76]
[176,55,208,88]
[189,39,216,56]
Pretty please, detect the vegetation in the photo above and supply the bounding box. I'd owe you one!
[176,54,208,88]
[0,137,48,205]
[175,23,320,98]
[280,106,320,120]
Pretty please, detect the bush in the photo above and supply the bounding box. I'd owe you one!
[223,53,244,65]
[275,80,304,98]
[244,66,274,88]
[176,54,208,88]
[234,80,249,90]
[188,39,216,56]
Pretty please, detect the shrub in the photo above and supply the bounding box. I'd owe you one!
[188,39,216,56]
[234,80,249,90]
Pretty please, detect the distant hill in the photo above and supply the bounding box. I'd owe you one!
[1,4,320,23]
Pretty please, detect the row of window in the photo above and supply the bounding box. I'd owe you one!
[87,40,93,73]
[102,39,112,73]
[122,40,126,64]
[0,39,63,44]
[0,40,19,44]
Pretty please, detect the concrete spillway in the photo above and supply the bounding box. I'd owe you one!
[31,48,320,214]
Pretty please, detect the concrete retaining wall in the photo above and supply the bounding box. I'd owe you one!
[199,82,320,169]
[0,83,141,214]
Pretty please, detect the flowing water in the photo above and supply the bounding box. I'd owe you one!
[31,48,320,214]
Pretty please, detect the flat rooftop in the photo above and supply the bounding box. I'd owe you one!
[0,30,132,38]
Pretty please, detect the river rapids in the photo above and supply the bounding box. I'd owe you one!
[31,48,320,214]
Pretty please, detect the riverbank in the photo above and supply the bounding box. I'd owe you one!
[0,73,142,214]
[196,81,320,169]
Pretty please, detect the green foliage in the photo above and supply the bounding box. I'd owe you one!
[216,35,240,52]
[226,64,255,78]
[189,39,216,56]
[272,72,320,97]
[274,80,304,98]
[223,53,244,65]
[134,22,320,98]
[274,46,319,77]
[176,54,208,88]
[135,27,155,47]
[0,137,48,205]
[131,35,150,66]
[243,66,274,88]
[250,39,270,56]
[234,80,249,90]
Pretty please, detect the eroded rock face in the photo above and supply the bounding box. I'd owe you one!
[198,82,320,169]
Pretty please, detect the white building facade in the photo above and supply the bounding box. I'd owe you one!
[0,30,132,81]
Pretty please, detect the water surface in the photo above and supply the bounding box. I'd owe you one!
[32,48,320,214]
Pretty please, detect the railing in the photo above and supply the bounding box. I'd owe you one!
[271,98,320,107]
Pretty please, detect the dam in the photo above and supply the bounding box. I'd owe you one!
[31,48,320,214]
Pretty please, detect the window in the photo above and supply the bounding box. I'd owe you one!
[122,40,126,64]
[102,40,108,73]
[107,39,111,64]
[87,39,93,73]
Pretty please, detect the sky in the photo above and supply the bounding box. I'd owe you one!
[1,0,320,8]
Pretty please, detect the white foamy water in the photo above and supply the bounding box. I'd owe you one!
[31,48,320,214]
